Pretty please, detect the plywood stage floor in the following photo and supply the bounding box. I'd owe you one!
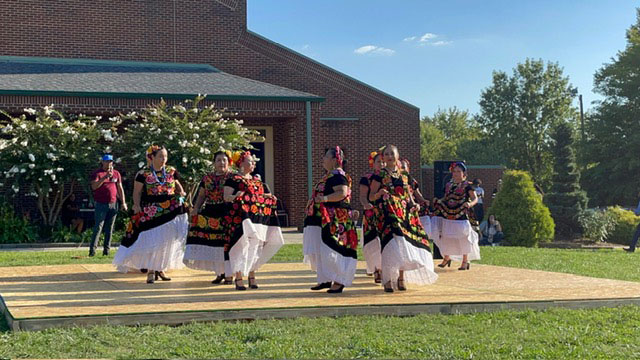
[2,262,640,331]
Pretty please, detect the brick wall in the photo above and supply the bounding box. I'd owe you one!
[0,0,420,226]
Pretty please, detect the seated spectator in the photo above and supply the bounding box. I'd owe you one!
[61,193,84,233]
[479,214,504,246]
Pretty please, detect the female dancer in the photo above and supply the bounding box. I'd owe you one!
[399,158,434,240]
[359,149,385,283]
[369,145,438,292]
[303,147,358,293]
[113,145,189,283]
[183,151,234,284]
[431,162,480,270]
[223,151,284,290]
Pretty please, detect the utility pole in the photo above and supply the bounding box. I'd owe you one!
[579,94,585,141]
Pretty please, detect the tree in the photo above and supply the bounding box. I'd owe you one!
[489,170,555,247]
[0,106,119,227]
[420,107,481,165]
[545,121,588,237]
[478,59,578,189]
[582,9,640,206]
[115,96,262,202]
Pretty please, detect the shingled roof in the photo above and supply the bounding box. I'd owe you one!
[0,56,323,102]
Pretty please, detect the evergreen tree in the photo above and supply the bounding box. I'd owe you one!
[545,122,588,237]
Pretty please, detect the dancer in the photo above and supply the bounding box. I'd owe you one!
[399,158,434,240]
[431,162,480,270]
[223,151,284,290]
[303,146,358,293]
[359,149,385,283]
[113,145,189,283]
[369,145,438,292]
[183,151,234,284]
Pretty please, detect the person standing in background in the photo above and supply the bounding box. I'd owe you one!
[472,178,485,223]
[89,154,127,257]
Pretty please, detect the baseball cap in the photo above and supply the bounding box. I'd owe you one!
[101,154,114,161]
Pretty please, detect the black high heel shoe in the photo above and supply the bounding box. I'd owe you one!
[327,285,344,293]
[235,278,246,291]
[374,269,382,284]
[458,262,470,271]
[146,272,155,284]
[211,273,226,284]
[397,279,407,291]
[437,259,452,268]
[310,282,331,291]
[155,271,171,281]
[383,281,394,293]
[248,276,258,289]
[223,277,233,285]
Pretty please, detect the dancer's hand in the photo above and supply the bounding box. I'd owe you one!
[235,191,245,199]
[133,204,142,214]
[363,203,374,210]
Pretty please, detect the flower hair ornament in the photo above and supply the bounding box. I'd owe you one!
[146,145,163,164]
[224,150,242,166]
[237,150,259,165]
[449,161,467,173]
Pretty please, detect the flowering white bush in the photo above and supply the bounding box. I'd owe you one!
[0,106,121,226]
[115,96,262,202]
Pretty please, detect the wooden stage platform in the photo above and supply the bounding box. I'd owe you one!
[2,262,640,331]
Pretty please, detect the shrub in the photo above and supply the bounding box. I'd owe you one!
[489,170,555,247]
[578,209,616,242]
[605,206,640,245]
[0,203,38,244]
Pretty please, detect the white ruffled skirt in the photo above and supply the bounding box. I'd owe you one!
[229,219,284,277]
[183,244,225,274]
[361,234,381,274]
[431,216,481,261]
[303,225,357,286]
[113,213,189,273]
[381,235,438,289]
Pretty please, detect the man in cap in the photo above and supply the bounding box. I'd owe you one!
[89,154,127,256]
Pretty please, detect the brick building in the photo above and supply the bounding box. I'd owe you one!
[0,0,421,226]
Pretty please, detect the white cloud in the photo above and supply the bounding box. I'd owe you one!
[301,44,310,50]
[403,32,452,46]
[354,45,395,56]
[419,33,437,42]
[431,40,452,46]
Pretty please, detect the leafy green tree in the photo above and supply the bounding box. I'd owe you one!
[489,170,555,247]
[545,121,588,237]
[420,107,482,165]
[582,9,640,206]
[0,106,119,227]
[115,96,262,202]
[478,59,578,189]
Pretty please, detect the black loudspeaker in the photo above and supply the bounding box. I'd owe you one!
[433,160,465,199]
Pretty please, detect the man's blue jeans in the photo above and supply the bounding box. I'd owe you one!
[90,202,118,253]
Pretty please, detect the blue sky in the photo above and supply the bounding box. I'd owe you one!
[247,1,636,117]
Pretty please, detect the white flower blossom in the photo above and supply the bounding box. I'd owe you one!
[138,161,145,168]
[19,168,26,173]
[19,124,27,130]
[12,185,19,193]
[168,135,174,140]
[182,157,188,164]
[20,140,28,147]
[2,124,13,133]
[28,164,35,169]
[50,174,56,181]
[9,166,19,173]
[24,108,36,115]
[56,167,64,172]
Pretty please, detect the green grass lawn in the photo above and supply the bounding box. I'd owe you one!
[0,306,639,359]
